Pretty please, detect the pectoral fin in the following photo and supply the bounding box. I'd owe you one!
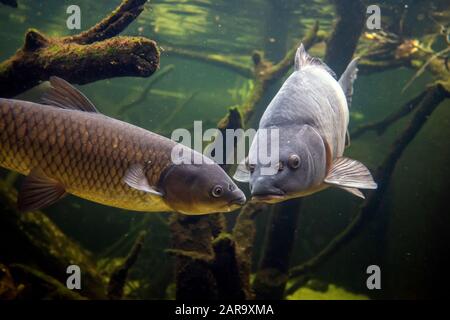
[124,163,164,196]
[324,157,377,190]
[18,169,67,212]
[338,186,365,199]
[233,157,250,183]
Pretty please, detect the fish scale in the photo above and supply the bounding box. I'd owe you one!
[0,98,173,212]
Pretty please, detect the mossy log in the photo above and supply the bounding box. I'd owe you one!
[0,0,159,98]
[210,234,249,300]
[253,199,302,300]
[358,57,411,75]
[0,263,21,299]
[168,214,223,300]
[353,43,449,137]
[168,219,254,300]
[231,202,267,299]
[107,231,146,300]
[9,263,86,300]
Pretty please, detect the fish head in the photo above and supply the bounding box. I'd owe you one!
[242,125,327,203]
[161,162,246,214]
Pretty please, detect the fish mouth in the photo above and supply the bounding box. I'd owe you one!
[251,191,286,204]
[230,196,246,206]
[223,195,247,212]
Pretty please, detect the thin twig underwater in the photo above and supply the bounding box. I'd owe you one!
[117,64,176,117]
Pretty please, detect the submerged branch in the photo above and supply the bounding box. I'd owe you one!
[352,43,449,138]
[107,231,147,299]
[357,32,450,87]
[267,21,321,81]
[155,91,199,131]
[117,64,175,116]
[253,199,303,300]
[0,180,106,299]
[217,22,320,132]
[231,202,268,299]
[211,233,250,299]
[9,264,86,300]
[64,0,148,45]
[169,214,224,300]
[350,90,428,138]
[163,45,254,78]
[0,0,159,98]
[324,0,365,77]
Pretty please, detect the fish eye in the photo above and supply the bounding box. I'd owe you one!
[211,185,224,198]
[288,154,301,169]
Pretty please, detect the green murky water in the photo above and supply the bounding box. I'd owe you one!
[0,0,449,300]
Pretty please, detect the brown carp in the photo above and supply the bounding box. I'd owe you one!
[0,77,246,214]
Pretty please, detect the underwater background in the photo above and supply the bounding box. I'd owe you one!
[0,0,449,300]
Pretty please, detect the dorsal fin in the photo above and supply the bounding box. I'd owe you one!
[41,76,99,113]
[338,58,359,108]
[294,43,336,79]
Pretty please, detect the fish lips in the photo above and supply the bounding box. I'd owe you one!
[224,194,247,211]
[251,190,286,204]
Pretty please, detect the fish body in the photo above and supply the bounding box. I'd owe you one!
[234,44,377,202]
[0,77,245,214]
